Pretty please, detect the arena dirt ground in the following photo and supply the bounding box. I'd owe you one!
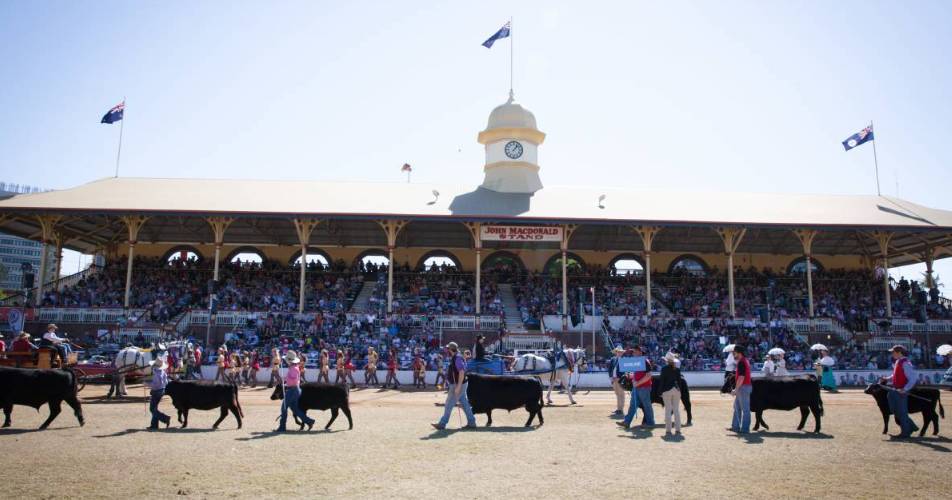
[0,383,949,499]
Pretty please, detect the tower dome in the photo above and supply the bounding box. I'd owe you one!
[484,91,537,130]
[477,91,546,194]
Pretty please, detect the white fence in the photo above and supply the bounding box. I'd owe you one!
[181,310,501,331]
[38,308,143,324]
[868,319,952,334]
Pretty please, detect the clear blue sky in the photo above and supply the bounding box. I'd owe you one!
[1,1,950,285]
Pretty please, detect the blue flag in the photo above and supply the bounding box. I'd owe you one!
[482,21,511,48]
[101,100,124,124]
[842,125,874,151]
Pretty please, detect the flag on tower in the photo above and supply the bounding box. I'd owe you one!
[842,125,874,151]
[482,21,511,48]
[101,100,125,124]
[401,163,412,173]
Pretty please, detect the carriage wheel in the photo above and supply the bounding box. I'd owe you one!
[72,368,88,393]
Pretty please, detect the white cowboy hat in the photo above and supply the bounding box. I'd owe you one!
[612,346,624,353]
[284,352,301,365]
[810,344,828,352]
[768,347,786,357]
[150,358,166,370]
[722,344,736,353]
[664,352,679,363]
[937,344,952,356]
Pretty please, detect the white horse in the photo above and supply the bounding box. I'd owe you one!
[512,348,586,405]
[107,344,169,398]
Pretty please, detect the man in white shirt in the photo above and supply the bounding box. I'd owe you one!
[41,323,72,365]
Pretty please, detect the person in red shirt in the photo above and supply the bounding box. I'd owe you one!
[11,332,36,352]
[0,335,6,353]
[730,345,753,434]
[384,348,400,389]
[617,346,655,429]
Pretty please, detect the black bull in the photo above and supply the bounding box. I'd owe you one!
[467,374,545,427]
[0,366,85,429]
[864,384,945,437]
[165,380,244,429]
[722,373,824,433]
[270,383,353,430]
[620,374,694,425]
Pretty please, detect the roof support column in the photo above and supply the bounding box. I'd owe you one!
[793,229,818,318]
[293,219,321,314]
[716,227,747,319]
[120,216,148,309]
[377,220,408,315]
[206,217,234,282]
[633,226,662,318]
[465,223,483,317]
[53,232,64,287]
[870,231,894,318]
[34,215,61,306]
[923,246,936,290]
[560,225,578,330]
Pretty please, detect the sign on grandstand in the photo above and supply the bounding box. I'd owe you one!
[480,225,562,242]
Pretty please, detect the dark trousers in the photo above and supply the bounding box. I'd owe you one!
[149,389,171,428]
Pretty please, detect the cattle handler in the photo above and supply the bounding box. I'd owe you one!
[880,345,919,438]
[431,342,476,430]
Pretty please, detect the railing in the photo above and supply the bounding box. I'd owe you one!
[118,327,162,340]
[867,319,952,334]
[178,310,501,331]
[37,307,142,324]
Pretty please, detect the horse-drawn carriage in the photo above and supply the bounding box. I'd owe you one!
[0,346,100,392]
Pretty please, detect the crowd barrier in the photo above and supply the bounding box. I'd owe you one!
[181,310,500,331]
[196,368,948,389]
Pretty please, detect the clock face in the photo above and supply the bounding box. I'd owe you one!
[504,140,524,159]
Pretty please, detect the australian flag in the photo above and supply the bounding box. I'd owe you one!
[101,100,124,124]
[842,125,874,151]
[482,21,511,48]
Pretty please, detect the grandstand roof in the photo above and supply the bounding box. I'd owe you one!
[0,176,949,265]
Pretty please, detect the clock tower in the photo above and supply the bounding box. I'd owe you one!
[477,91,545,193]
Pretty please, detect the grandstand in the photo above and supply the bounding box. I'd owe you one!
[0,93,951,370]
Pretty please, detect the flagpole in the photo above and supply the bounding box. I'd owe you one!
[509,16,514,95]
[871,120,881,196]
[114,98,125,178]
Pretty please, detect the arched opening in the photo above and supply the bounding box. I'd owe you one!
[162,245,204,265]
[417,250,462,271]
[668,254,709,276]
[354,249,389,272]
[787,256,824,275]
[482,251,526,280]
[290,247,332,269]
[543,252,585,277]
[608,253,645,276]
[226,246,266,266]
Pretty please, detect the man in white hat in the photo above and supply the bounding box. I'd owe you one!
[431,342,476,430]
[41,323,72,366]
[277,351,315,432]
[607,346,627,416]
[147,356,171,430]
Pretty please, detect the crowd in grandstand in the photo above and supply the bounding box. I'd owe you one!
[16,256,952,374]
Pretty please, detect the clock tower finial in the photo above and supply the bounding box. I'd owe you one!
[476,94,545,193]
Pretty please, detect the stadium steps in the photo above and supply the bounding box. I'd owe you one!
[498,284,528,333]
[349,280,377,312]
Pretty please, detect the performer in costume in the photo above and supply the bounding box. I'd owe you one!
[815,349,837,391]
[365,346,380,387]
[762,352,789,378]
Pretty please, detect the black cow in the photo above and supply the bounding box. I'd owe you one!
[722,373,824,433]
[864,384,945,437]
[0,366,84,429]
[165,380,244,429]
[650,375,693,425]
[270,383,353,430]
[620,373,694,425]
[467,373,544,427]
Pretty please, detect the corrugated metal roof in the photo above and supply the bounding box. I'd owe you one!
[0,176,950,229]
